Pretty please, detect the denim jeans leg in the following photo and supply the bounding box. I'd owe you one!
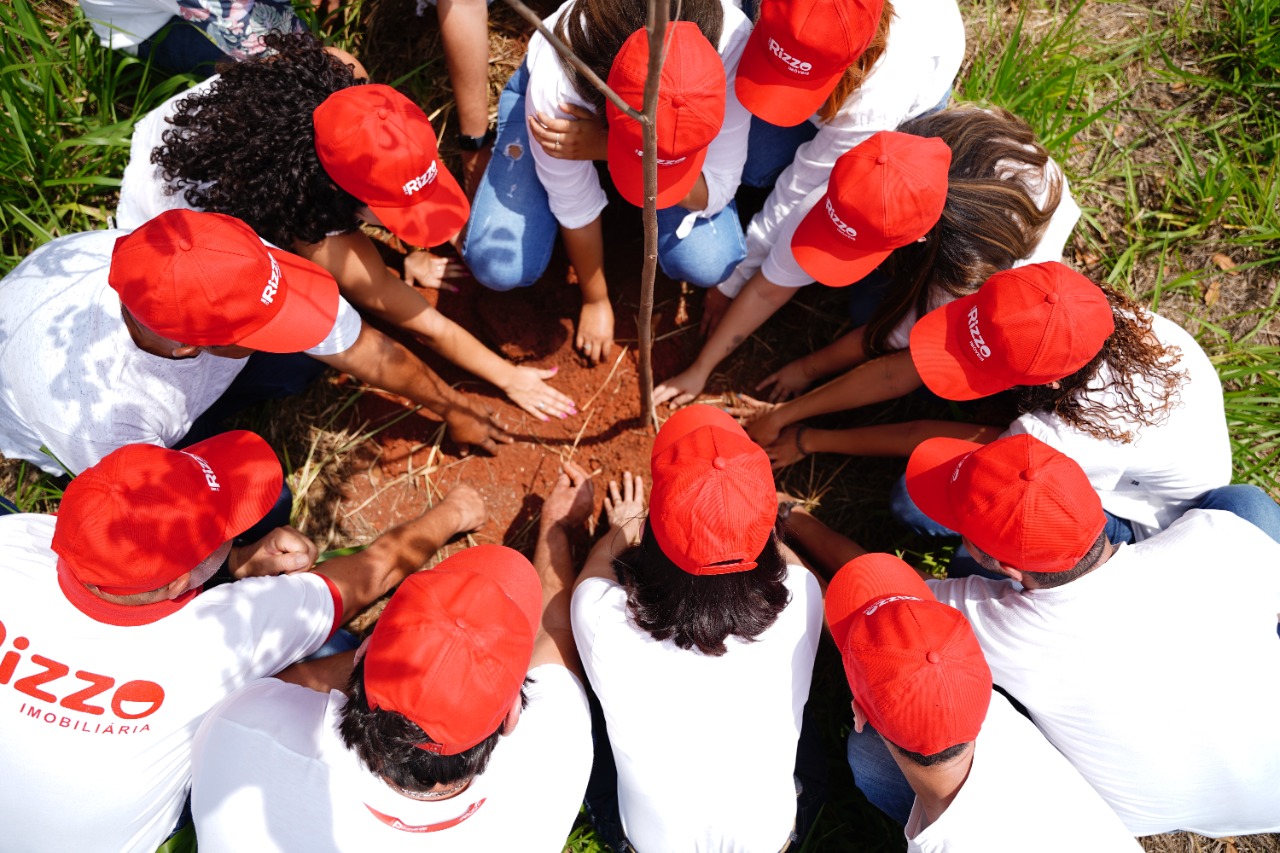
[889,474,957,538]
[1102,510,1137,546]
[1193,484,1280,544]
[462,62,559,291]
[846,723,915,825]
[656,201,748,287]
[791,699,828,848]
[741,116,820,189]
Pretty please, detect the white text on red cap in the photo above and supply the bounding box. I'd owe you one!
[768,38,813,75]
[260,255,281,307]
[966,306,992,361]
[180,452,221,492]
[863,594,922,617]
[402,161,438,196]
[826,198,858,241]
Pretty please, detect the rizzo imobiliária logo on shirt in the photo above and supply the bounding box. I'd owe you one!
[1,618,164,734]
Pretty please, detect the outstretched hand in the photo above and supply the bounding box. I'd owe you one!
[503,365,578,422]
[541,460,595,533]
[229,526,318,579]
[604,470,646,548]
[445,403,515,456]
[401,250,466,292]
[653,366,709,408]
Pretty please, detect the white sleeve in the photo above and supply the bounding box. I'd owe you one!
[1002,412,1127,494]
[570,576,627,683]
[116,78,212,230]
[693,6,753,220]
[303,296,363,356]
[757,184,828,289]
[29,421,165,476]
[524,34,609,231]
[212,572,340,678]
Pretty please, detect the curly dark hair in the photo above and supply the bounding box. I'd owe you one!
[867,106,1062,356]
[338,660,531,792]
[153,32,366,247]
[553,0,724,122]
[1015,287,1186,443]
[611,522,792,656]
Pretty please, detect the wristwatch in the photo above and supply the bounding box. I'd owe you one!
[457,127,496,151]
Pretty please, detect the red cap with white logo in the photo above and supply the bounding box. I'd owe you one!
[791,132,951,286]
[109,209,339,354]
[909,261,1115,400]
[313,84,470,248]
[52,431,283,595]
[606,24,727,210]
[735,0,886,127]
[905,434,1106,572]
[825,553,992,756]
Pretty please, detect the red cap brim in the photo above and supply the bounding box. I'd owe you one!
[237,248,341,354]
[369,165,471,249]
[909,293,1020,401]
[790,199,893,287]
[904,436,984,537]
[608,130,709,211]
[825,553,936,649]
[733,30,845,127]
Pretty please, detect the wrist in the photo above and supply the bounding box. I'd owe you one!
[456,127,496,152]
[794,425,809,457]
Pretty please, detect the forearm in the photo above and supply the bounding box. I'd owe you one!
[772,350,924,430]
[783,509,866,580]
[274,650,357,693]
[561,218,608,304]
[534,524,577,634]
[800,327,869,380]
[315,325,469,420]
[805,420,1004,459]
[417,310,519,389]
[692,273,797,377]
[437,0,491,138]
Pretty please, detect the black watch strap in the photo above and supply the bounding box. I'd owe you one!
[457,127,497,151]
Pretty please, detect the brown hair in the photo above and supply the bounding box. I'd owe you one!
[815,0,895,123]
[553,0,724,122]
[865,106,1063,355]
[1015,287,1186,443]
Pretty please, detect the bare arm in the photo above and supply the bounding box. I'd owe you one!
[313,486,486,624]
[274,649,357,692]
[561,217,614,365]
[313,322,513,454]
[437,0,492,193]
[530,462,595,677]
[766,420,1005,469]
[574,471,645,591]
[655,271,799,406]
[756,326,869,403]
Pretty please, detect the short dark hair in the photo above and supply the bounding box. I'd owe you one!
[338,660,530,792]
[153,32,366,247]
[1018,530,1109,588]
[612,522,792,656]
[889,739,972,767]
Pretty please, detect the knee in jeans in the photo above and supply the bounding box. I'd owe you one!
[461,244,538,292]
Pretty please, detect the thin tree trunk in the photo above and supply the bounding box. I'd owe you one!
[637,0,670,428]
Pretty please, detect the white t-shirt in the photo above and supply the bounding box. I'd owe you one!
[0,513,340,853]
[929,509,1280,837]
[524,0,752,234]
[117,75,216,231]
[571,564,823,852]
[1003,311,1230,538]
[190,664,593,852]
[0,229,361,475]
[719,0,966,295]
[904,692,1140,852]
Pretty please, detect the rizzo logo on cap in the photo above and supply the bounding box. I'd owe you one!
[631,149,688,167]
[181,452,221,492]
[863,594,922,616]
[768,38,813,75]
[967,306,991,361]
[401,161,439,197]
[260,255,281,307]
[826,197,858,241]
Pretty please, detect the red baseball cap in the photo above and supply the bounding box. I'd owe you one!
[52,431,283,595]
[791,132,951,286]
[826,553,991,755]
[735,0,885,127]
[649,405,776,575]
[906,434,1106,572]
[363,545,542,755]
[910,262,1115,400]
[313,84,470,248]
[110,210,339,353]
[606,24,726,210]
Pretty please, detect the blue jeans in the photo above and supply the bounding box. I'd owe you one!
[846,723,915,826]
[463,63,747,290]
[1194,484,1280,544]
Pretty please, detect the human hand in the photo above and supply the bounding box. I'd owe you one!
[229,526,318,579]
[577,299,615,365]
[541,460,595,533]
[444,403,515,456]
[604,470,646,547]
[722,394,786,445]
[763,425,809,471]
[653,366,710,408]
[439,483,488,534]
[756,357,814,403]
[528,104,608,161]
[402,250,465,292]
[700,287,732,337]
[501,365,577,422]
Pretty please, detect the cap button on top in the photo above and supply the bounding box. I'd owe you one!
[876,153,889,165]
[1045,292,1060,304]
[1021,468,1039,481]
[377,108,389,119]
[712,456,727,470]
[926,651,941,664]
[177,238,192,251]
